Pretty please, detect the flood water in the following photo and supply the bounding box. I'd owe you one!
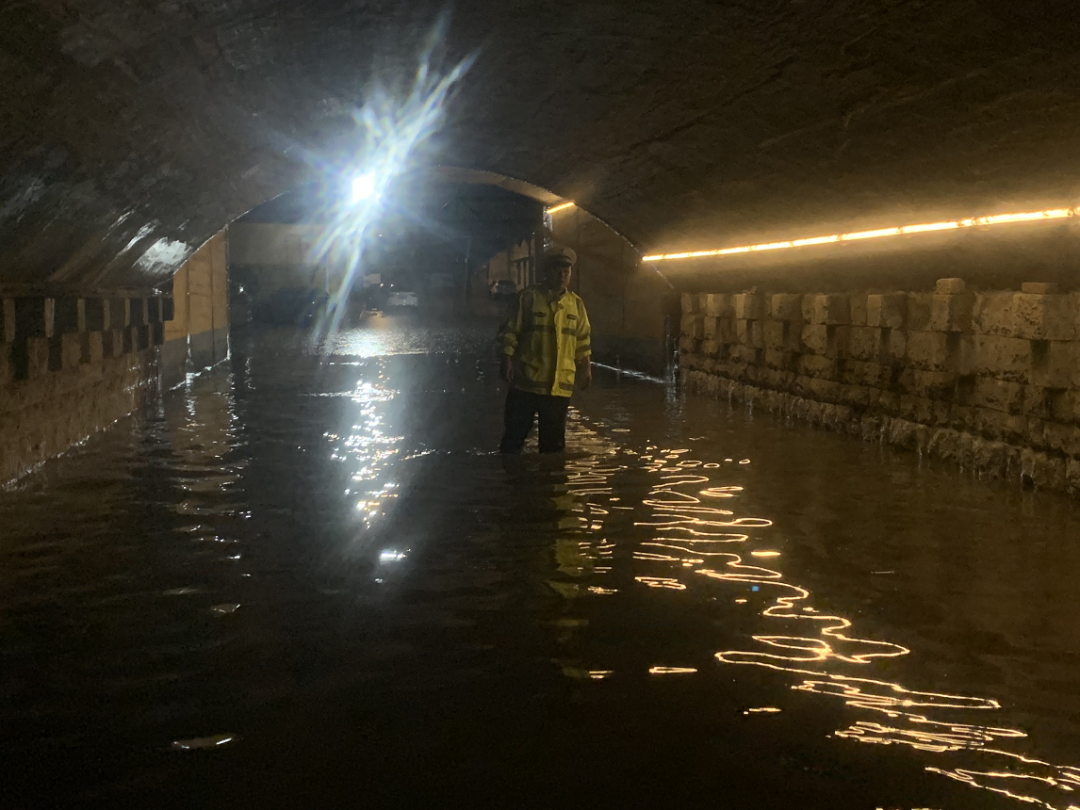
[3,314,1080,809]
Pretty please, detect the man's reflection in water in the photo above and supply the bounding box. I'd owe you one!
[498,413,624,681]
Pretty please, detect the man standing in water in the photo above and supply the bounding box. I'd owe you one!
[498,247,592,453]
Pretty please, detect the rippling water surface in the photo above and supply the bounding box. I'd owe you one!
[4,314,1080,809]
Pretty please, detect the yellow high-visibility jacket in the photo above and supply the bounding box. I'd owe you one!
[499,286,592,397]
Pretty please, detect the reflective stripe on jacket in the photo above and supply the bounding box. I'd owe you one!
[498,286,591,398]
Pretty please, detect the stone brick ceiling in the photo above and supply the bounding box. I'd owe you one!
[2,0,1079,292]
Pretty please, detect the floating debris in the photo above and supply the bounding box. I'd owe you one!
[171,734,238,751]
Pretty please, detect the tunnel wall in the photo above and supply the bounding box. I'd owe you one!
[0,233,229,485]
[0,294,169,484]
[163,230,230,388]
[679,280,1080,497]
[229,223,326,301]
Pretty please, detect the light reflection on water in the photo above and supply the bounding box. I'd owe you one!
[592,435,1080,809]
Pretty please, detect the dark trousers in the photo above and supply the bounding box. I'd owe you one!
[500,388,571,454]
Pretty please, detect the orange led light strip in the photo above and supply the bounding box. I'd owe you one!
[546,201,576,215]
[642,207,1076,263]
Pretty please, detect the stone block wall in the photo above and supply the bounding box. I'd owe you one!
[1,230,231,485]
[679,280,1080,496]
[0,295,170,483]
[164,230,229,384]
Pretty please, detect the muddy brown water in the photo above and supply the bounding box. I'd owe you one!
[3,314,1080,809]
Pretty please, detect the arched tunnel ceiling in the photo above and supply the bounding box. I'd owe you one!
[2,0,1079,292]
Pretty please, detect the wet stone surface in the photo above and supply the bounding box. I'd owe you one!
[3,314,1080,808]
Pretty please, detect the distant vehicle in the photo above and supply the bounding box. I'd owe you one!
[386,290,419,309]
[258,287,328,325]
[490,279,517,301]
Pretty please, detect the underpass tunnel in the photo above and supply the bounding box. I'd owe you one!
[8,6,1080,807]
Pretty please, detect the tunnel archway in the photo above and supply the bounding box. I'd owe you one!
[4,1,1080,296]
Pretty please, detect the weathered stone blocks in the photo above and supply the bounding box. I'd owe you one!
[810,294,850,325]
[935,278,967,295]
[906,293,934,331]
[729,344,758,364]
[703,294,730,317]
[930,294,974,332]
[734,293,766,320]
[736,319,764,348]
[912,371,957,399]
[969,377,1025,414]
[679,280,1080,498]
[801,324,829,356]
[681,314,705,339]
[799,354,838,379]
[60,333,82,371]
[1021,449,1067,489]
[801,324,850,358]
[764,349,793,370]
[681,293,698,313]
[1031,340,1080,389]
[1035,422,1080,458]
[844,361,889,387]
[763,320,787,350]
[1012,293,1077,341]
[718,316,737,343]
[849,293,868,326]
[973,293,1014,336]
[906,331,952,371]
[1047,390,1080,423]
[883,329,906,363]
[867,294,906,329]
[26,337,50,378]
[849,326,882,362]
[1022,282,1060,295]
[969,335,1032,381]
[770,294,803,322]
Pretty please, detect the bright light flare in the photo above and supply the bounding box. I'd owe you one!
[642,206,1077,263]
[305,17,476,339]
[351,173,377,202]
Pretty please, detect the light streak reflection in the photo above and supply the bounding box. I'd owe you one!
[537,418,1078,808]
[627,447,1080,809]
[325,367,403,545]
[546,202,576,215]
